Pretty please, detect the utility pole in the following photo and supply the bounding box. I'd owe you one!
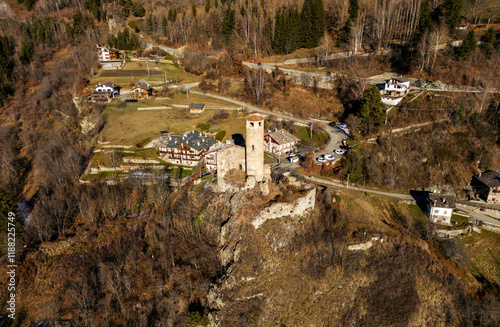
[347,174,350,190]
[310,122,313,139]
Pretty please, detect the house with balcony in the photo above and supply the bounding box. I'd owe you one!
[378,76,411,106]
[158,130,219,167]
[97,46,120,61]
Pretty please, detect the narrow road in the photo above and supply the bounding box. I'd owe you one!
[188,89,345,156]
[455,206,500,227]
[302,175,414,200]
[189,89,310,124]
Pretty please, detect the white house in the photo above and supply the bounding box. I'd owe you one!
[378,77,411,106]
[428,193,456,225]
[97,46,119,61]
[264,129,300,154]
[95,82,120,97]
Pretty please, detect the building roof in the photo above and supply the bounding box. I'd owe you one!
[429,193,456,209]
[133,86,151,91]
[247,114,264,121]
[189,103,205,110]
[102,82,118,88]
[474,170,500,188]
[395,76,410,82]
[268,129,300,145]
[158,130,217,151]
[92,91,112,96]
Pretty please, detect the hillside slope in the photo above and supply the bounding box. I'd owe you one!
[1,178,498,326]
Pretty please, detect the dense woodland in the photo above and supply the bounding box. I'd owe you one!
[0,0,499,325]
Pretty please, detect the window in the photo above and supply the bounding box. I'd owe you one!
[239,164,243,170]
[252,145,255,151]
[444,211,447,215]
[258,121,261,126]
[250,122,254,127]
[434,210,438,214]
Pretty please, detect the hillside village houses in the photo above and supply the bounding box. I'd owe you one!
[264,129,300,154]
[428,193,456,225]
[378,76,411,106]
[471,170,500,203]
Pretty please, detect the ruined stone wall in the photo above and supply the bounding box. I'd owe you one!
[217,145,246,190]
[252,187,316,228]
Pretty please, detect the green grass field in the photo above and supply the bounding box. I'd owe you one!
[89,61,201,87]
[294,126,329,148]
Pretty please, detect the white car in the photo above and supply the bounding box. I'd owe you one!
[316,158,327,163]
[323,154,335,161]
[287,152,297,157]
[334,150,345,155]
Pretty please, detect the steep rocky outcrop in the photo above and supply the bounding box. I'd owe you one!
[204,180,499,326]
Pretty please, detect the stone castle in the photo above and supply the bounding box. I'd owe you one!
[216,114,271,191]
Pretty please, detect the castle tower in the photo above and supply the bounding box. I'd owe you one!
[245,114,265,182]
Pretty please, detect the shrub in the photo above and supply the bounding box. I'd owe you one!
[215,131,226,141]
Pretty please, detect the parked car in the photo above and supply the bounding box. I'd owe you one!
[334,150,345,155]
[287,152,297,157]
[317,158,327,163]
[323,154,335,161]
[288,156,299,163]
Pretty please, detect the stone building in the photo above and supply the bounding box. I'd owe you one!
[216,114,271,191]
[471,170,500,203]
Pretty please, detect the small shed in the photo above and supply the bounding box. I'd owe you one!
[189,103,205,113]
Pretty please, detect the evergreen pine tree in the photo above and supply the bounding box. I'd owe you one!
[168,8,177,23]
[348,0,358,21]
[358,86,385,129]
[146,13,153,34]
[413,0,433,44]
[480,27,496,58]
[192,4,197,19]
[205,0,211,13]
[162,15,167,36]
[457,30,476,60]
[222,7,235,43]
[442,0,463,31]
[301,0,325,49]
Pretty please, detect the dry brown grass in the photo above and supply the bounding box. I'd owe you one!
[99,93,244,145]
